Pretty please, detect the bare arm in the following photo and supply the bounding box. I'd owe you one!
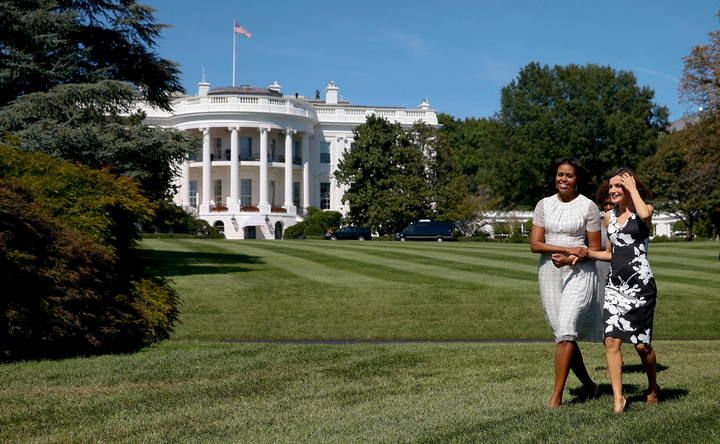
[530,225,588,257]
[620,172,653,226]
[586,213,612,262]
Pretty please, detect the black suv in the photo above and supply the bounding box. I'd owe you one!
[325,226,372,240]
[396,220,456,242]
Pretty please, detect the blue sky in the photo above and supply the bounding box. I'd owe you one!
[144,0,717,121]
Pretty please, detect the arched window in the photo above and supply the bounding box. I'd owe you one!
[213,220,225,234]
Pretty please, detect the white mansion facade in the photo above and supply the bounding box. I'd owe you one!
[141,80,438,239]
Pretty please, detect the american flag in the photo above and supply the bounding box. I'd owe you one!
[234,22,251,38]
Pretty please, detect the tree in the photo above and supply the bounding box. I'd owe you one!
[643,11,720,240]
[643,117,720,239]
[487,62,668,207]
[681,11,720,113]
[438,113,506,195]
[335,116,432,236]
[0,0,182,109]
[0,81,195,201]
[413,120,469,220]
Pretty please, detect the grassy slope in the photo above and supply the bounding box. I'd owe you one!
[141,239,720,341]
[1,239,719,442]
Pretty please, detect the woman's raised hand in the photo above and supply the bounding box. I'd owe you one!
[620,172,637,194]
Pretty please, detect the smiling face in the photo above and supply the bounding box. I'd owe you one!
[608,175,627,205]
[555,163,578,197]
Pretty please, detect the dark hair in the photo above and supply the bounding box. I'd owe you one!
[608,167,653,200]
[595,182,610,203]
[548,156,592,195]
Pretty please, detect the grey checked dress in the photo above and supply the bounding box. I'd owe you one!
[533,194,603,343]
[604,210,657,344]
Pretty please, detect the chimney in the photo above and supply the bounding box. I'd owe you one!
[418,99,430,110]
[325,80,339,105]
[198,81,210,97]
[268,81,282,94]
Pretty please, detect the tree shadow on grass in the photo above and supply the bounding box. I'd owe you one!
[570,382,688,405]
[593,363,669,373]
[140,249,264,277]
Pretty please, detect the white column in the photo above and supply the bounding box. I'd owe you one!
[302,132,310,214]
[229,127,239,213]
[200,127,211,213]
[284,129,296,214]
[330,136,343,210]
[181,160,190,208]
[258,127,270,213]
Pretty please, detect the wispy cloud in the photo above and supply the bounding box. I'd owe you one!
[381,30,427,57]
[477,59,520,86]
[634,67,679,83]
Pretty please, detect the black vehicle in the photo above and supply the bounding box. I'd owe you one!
[396,220,456,242]
[325,226,372,240]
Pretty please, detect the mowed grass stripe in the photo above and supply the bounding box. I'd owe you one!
[243,241,490,288]
[264,241,537,286]
[208,241,408,289]
[314,241,539,279]
[330,241,539,269]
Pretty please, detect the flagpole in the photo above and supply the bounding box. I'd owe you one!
[232,20,236,87]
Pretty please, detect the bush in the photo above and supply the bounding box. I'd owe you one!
[283,223,306,239]
[283,207,342,239]
[145,200,223,239]
[0,146,180,360]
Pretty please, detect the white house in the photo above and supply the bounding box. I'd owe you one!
[140,80,438,239]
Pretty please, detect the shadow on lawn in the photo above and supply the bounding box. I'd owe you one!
[569,383,688,404]
[593,363,669,373]
[140,249,264,276]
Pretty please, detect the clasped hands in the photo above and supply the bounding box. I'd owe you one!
[551,246,588,268]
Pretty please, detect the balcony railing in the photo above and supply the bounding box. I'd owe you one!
[140,95,318,121]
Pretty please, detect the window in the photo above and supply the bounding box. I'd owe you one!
[320,182,330,209]
[214,137,222,160]
[189,180,198,207]
[241,179,252,207]
[240,137,253,160]
[270,180,276,207]
[320,142,330,163]
[293,182,300,208]
[214,179,223,206]
[270,139,277,162]
[293,140,302,165]
[189,144,201,161]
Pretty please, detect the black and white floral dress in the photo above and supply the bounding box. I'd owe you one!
[604,210,657,344]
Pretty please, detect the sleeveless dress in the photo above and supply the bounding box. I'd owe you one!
[604,210,657,344]
[533,194,602,342]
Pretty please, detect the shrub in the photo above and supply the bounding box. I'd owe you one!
[0,146,180,360]
[145,199,222,238]
[283,207,342,239]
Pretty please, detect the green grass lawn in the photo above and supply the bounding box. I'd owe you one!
[1,239,719,442]
[142,238,720,341]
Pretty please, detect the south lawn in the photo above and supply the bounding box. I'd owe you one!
[1,239,719,442]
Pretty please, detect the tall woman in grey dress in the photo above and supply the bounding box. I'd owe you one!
[530,158,602,408]
[587,168,659,414]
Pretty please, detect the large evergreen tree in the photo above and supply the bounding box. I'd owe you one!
[0,81,194,201]
[0,0,182,109]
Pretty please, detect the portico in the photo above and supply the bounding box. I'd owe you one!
[140,80,439,239]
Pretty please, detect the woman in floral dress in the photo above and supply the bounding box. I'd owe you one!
[586,168,659,414]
